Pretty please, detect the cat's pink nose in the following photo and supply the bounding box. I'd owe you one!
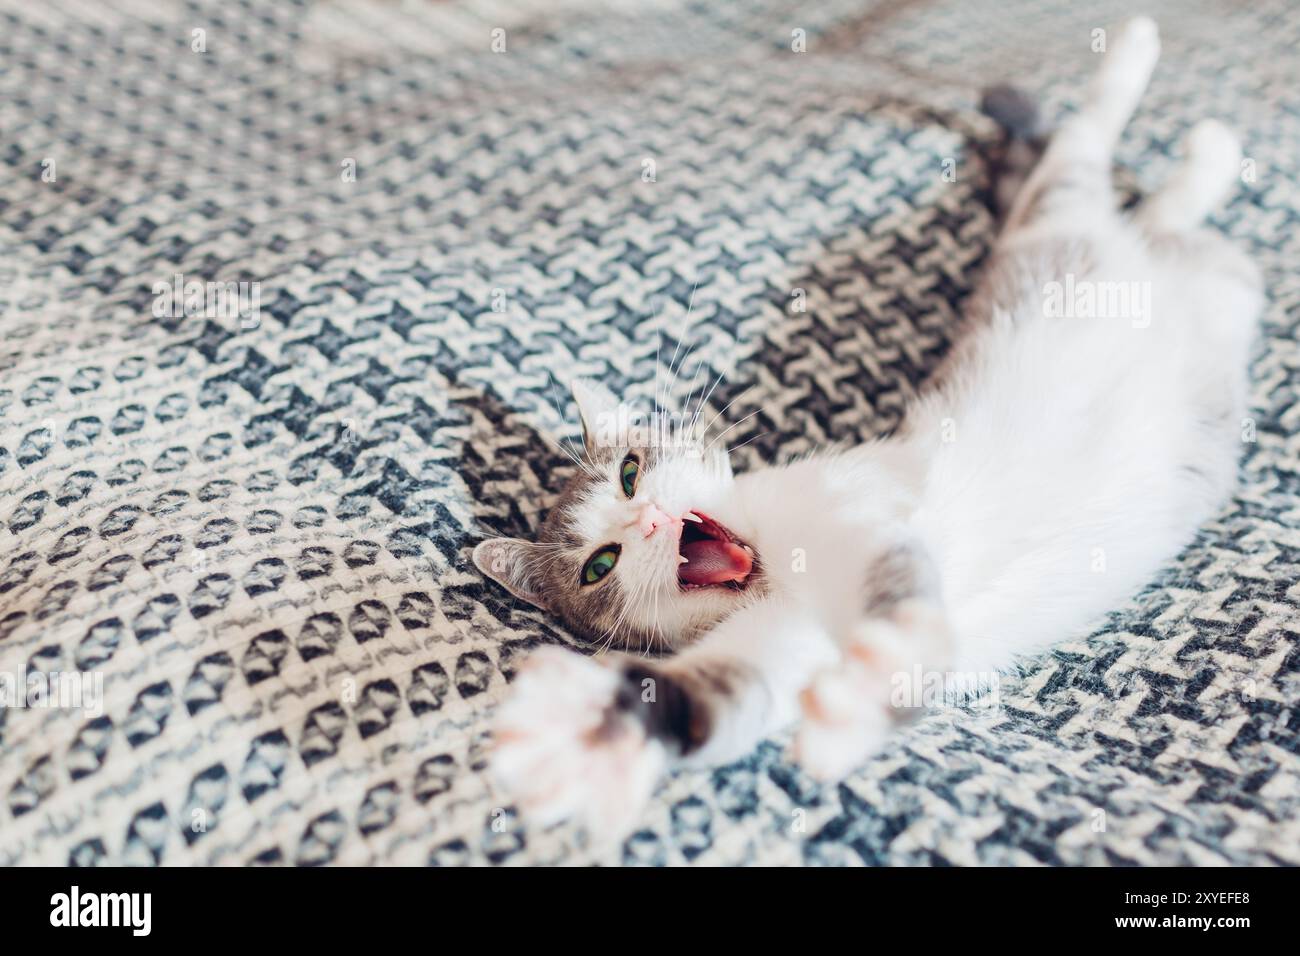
[638,503,676,538]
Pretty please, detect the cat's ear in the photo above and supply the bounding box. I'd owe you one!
[570,378,620,452]
[472,537,551,610]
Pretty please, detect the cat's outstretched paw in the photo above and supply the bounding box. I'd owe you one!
[489,646,666,845]
[793,606,948,781]
[792,636,896,782]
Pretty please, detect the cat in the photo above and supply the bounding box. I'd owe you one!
[473,17,1263,842]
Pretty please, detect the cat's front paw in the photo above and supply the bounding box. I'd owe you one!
[793,607,947,781]
[792,643,895,782]
[489,646,667,845]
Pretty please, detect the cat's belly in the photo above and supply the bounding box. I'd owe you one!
[905,275,1245,668]
[734,240,1249,672]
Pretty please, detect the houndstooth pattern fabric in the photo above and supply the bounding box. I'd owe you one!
[1,0,1297,866]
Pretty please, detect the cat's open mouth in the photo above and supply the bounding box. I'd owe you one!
[677,512,754,591]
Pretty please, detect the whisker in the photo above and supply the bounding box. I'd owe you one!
[660,279,701,417]
[699,384,757,444]
[688,364,730,442]
[726,430,772,456]
[678,355,709,435]
[704,405,767,454]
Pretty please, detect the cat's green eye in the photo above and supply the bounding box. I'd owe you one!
[620,454,640,498]
[582,546,620,585]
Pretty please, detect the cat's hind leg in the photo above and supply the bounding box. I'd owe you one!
[1136,119,1243,234]
[1002,17,1161,236]
[1137,120,1262,406]
[1138,120,1262,345]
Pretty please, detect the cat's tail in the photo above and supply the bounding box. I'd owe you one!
[980,85,1050,222]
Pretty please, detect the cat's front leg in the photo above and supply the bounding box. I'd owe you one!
[489,646,671,843]
[794,540,953,781]
[490,598,835,844]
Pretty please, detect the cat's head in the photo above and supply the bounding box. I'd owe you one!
[473,379,762,651]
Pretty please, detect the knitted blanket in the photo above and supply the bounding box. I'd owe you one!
[1,0,1297,865]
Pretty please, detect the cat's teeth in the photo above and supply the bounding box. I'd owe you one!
[678,555,689,564]
[682,512,703,523]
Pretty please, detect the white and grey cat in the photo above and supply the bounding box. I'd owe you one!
[473,18,1263,841]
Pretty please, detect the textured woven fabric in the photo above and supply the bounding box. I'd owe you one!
[1,0,1297,866]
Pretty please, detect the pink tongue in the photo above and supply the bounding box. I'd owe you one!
[679,539,752,586]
